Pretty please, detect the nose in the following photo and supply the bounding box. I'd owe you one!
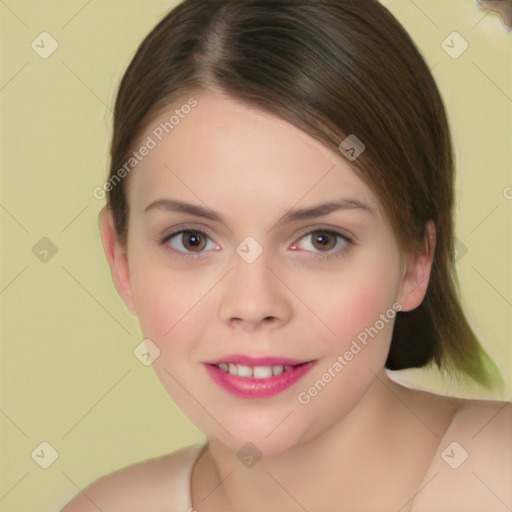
[218,253,293,331]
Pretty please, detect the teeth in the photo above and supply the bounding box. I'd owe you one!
[237,364,253,377]
[272,365,284,376]
[253,366,273,379]
[217,363,292,378]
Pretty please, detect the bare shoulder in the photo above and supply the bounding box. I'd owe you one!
[444,396,512,457]
[388,376,511,438]
[420,392,512,467]
[60,443,205,512]
[454,395,512,434]
[411,397,512,512]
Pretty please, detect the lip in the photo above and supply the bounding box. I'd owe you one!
[206,354,310,367]
[204,359,317,399]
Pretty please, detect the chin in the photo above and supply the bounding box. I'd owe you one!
[205,416,315,459]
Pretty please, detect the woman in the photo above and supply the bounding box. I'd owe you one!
[62,1,511,510]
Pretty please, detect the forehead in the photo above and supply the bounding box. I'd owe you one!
[127,93,378,215]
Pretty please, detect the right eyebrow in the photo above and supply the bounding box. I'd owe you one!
[144,199,224,223]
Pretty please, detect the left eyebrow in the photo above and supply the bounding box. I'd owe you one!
[274,199,376,228]
[144,197,376,229]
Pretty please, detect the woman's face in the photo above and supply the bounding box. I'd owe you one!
[101,92,431,454]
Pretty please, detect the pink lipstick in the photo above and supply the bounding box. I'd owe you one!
[204,354,316,399]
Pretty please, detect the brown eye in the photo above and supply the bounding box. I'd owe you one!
[310,231,337,251]
[163,229,218,258]
[290,229,352,261]
[180,231,207,252]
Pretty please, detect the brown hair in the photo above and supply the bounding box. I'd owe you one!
[106,0,502,389]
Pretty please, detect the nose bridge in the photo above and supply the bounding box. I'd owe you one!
[218,244,292,328]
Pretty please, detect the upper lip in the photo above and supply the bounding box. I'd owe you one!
[206,354,313,367]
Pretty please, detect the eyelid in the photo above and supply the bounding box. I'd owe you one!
[292,224,356,244]
[160,222,223,245]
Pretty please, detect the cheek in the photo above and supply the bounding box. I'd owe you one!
[316,256,402,347]
[294,274,401,432]
[130,261,200,344]
[334,290,394,340]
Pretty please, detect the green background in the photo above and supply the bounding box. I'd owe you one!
[0,1,510,510]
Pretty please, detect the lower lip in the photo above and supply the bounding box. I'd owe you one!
[204,361,316,399]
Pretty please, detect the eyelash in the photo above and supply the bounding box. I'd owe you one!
[159,228,355,261]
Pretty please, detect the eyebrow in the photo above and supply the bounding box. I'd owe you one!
[144,198,376,228]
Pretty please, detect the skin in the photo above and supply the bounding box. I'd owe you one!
[94,92,463,511]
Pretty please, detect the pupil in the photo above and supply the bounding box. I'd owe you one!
[185,232,204,250]
[314,232,334,250]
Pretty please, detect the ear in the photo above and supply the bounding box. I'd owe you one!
[98,206,137,315]
[396,221,436,312]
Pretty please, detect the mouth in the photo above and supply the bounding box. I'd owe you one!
[204,355,317,398]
